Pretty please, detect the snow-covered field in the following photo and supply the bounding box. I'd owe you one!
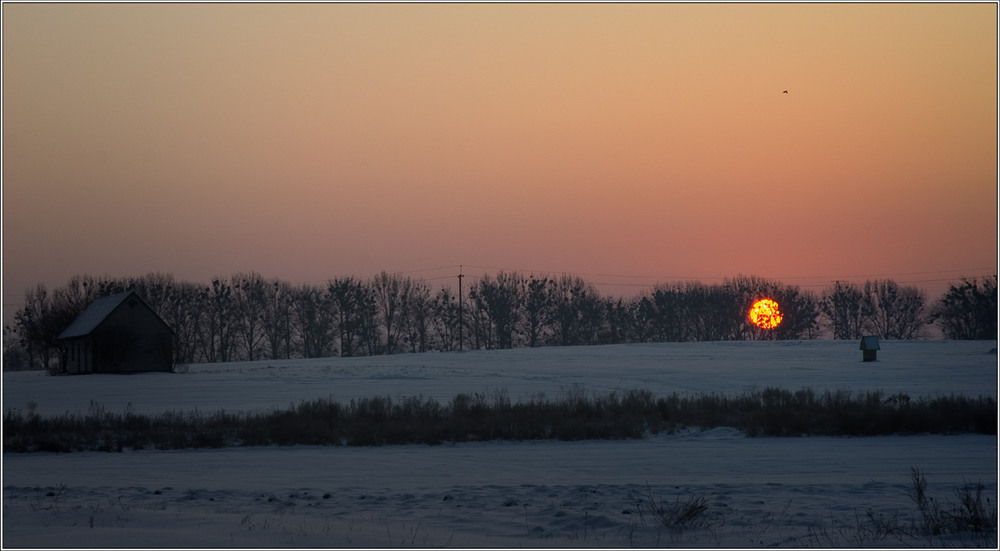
[3,340,998,547]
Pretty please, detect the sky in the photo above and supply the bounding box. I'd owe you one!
[3,2,997,319]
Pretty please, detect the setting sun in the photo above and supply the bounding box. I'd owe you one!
[749,298,783,330]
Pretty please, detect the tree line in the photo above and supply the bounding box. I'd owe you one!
[3,271,996,372]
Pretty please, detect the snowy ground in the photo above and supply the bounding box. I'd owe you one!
[3,340,998,548]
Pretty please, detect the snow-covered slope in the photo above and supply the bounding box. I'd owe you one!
[3,340,996,417]
[3,340,997,547]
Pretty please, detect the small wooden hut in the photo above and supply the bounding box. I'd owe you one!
[57,291,174,374]
[859,335,880,362]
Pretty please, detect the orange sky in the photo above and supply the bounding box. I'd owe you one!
[3,3,997,315]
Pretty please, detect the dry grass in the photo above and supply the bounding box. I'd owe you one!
[3,387,995,452]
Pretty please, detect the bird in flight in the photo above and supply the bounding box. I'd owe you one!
[782,90,788,94]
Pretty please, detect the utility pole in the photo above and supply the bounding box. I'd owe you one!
[457,265,464,351]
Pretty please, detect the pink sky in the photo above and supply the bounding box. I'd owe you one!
[3,3,996,317]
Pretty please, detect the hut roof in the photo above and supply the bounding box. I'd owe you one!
[57,291,139,339]
[859,335,881,350]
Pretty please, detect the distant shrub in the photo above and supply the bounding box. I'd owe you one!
[2,387,995,452]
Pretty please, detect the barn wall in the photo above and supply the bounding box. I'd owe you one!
[65,340,92,374]
[92,298,173,373]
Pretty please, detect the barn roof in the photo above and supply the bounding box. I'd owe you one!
[57,291,138,339]
[859,335,881,350]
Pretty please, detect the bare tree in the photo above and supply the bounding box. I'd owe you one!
[548,275,602,346]
[232,272,269,361]
[13,282,94,372]
[293,284,334,358]
[640,283,687,342]
[262,278,295,359]
[821,281,866,339]
[13,284,54,370]
[161,281,202,364]
[602,296,637,344]
[402,279,433,353]
[684,281,741,341]
[195,278,238,363]
[861,279,929,339]
[770,285,820,340]
[932,276,997,340]
[430,287,461,351]
[578,290,605,345]
[127,272,176,316]
[371,272,412,355]
[521,275,552,347]
[3,324,29,371]
[469,271,522,349]
[329,277,375,357]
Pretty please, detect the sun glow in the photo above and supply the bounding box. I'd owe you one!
[749,298,783,329]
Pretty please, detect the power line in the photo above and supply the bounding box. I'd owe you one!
[775,268,997,280]
[396,264,462,275]
[6,266,993,301]
[277,265,997,291]
[421,275,457,282]
[460,264,995,286]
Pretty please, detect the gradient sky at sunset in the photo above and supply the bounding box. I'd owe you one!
[3,3,997,316]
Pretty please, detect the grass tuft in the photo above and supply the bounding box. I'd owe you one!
[631,486,715,533]
[909,467,997,544]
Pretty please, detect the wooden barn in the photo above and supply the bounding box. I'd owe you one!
[57,291,174,374]
[860,335,881,362]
